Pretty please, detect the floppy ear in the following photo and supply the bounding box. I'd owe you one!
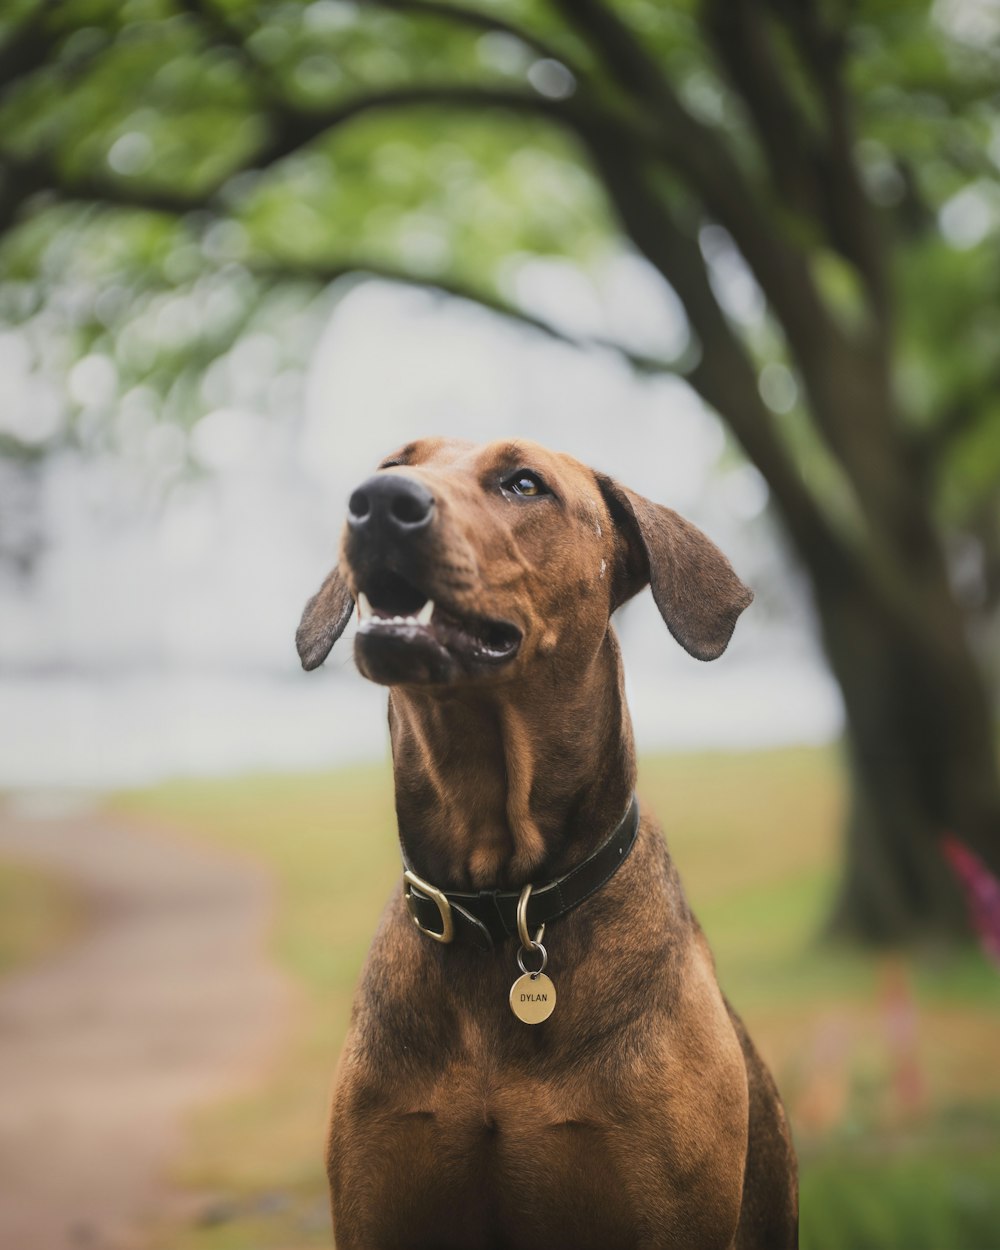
[295,566,354,671]
[597,475,753,661]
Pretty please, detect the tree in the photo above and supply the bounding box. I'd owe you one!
[2,0,998,943]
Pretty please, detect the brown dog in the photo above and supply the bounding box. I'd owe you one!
[297,438,798,1250]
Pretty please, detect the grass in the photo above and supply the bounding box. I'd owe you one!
[116,746,1000,1250]
[0,856,82,978]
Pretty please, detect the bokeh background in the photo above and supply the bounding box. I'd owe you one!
[1,1,998,1248]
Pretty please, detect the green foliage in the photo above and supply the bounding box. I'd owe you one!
[1,0,998,577]
[801,1141,1000,1250]
[242,111,609,279]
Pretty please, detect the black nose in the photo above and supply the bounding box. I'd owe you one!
[347,473,435,536]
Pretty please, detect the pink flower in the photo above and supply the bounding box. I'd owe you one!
[941,834,1000,967]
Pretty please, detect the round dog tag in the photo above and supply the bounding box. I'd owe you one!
[509,972,556,1024]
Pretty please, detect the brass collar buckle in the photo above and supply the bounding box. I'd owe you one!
[400,794,640,950]
[403,868,454,944]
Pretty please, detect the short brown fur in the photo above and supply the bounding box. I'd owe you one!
[298,438,798,1250]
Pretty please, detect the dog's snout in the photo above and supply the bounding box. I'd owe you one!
[348,474,435,536]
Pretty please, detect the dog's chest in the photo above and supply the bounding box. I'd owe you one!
[330,1006,746,1250]
[334,1047,646,1250]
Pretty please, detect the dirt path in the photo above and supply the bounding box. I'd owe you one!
[0,799,291,1250]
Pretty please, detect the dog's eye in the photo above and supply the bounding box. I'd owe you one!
[503,471,549,498]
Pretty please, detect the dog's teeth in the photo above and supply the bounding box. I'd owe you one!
[356,598,433,629]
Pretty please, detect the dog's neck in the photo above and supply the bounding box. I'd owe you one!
[387,629,636,891]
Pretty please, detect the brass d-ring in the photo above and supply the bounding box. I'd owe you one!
[516,883,544,950]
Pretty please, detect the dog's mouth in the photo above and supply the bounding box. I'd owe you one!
[354,568,521,677]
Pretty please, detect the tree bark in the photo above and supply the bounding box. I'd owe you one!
[581,132,1000,946]
[811,529,1000,944]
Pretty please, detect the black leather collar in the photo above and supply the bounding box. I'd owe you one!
[402,795,640,952]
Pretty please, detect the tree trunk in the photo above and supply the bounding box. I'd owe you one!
[813,549,1000,944]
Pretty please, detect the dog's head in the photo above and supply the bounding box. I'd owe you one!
[296,438,752,686]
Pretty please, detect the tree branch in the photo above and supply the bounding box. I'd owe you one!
[0,150,208,221]
[0,153,59,236]
[247,255,691,375]
[0,83,586,226]
[363,0,578,71]
[174,0,288,107]
[918,366,1000,469]
[245,82,582,180]
[176,0,585,121]
[702,1,820,229]
[0,1,59,94]
[548,0,672,106]
[578,138,955,651]
[575,128,844,568]
[967,494,1000,616]
[572,98,917,556]
[549,0,850,408]
[762,0,890,321]
[0,0,115,107]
